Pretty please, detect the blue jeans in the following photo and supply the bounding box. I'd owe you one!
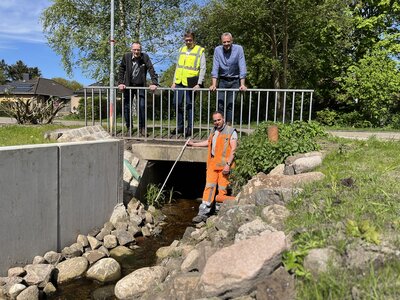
[123,89,145,129]
[173,84,194,130]
[217,78,240,123]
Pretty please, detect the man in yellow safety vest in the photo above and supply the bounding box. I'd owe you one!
[171,31,206,137]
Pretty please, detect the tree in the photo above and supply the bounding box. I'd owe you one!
[41,0,193,83]
[7,60,41,81]
[51,77,83,91]
[192,0,400,116]
[0,59,8,84]
[349,0,400,61]
[337,49,400,127]
[193,0,352,88]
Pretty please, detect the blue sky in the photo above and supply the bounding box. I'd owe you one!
[0,0,97,85]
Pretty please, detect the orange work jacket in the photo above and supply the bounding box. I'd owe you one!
[207,125,236,170]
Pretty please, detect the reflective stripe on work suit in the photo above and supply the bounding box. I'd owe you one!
[174,45,204,86]
[201,125,236,208]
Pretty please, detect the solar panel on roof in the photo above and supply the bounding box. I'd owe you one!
[14,86,33,92]
[12,83,35,93]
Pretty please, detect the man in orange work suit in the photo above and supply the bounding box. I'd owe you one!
[188,111,237,223]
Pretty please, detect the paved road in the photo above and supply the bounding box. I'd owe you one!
[1,117,400,141]
[327,130,400,141]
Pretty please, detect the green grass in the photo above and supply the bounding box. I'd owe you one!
[0,124,77,147]
[285,136,400,299]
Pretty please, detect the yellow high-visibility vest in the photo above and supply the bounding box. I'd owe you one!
[175,45,204,86]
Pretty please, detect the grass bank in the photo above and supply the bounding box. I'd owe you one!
[286,136,400,299]
[0,124,77,147]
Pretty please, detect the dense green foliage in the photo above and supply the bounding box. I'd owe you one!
[232,121,326,188]
[337,49,400,127]
[190,0,400,127]
[286,137,400,298]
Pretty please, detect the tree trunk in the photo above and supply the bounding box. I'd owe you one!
[282,0,288,89]
[134,0,143,40]
[271,25,280,90]
[118,0,127,33]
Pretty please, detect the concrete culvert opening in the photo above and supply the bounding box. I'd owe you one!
[135,160,206,203]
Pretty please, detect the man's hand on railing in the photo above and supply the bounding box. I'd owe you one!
[149,84,157,92]
[193,84,201,91]
[239,84,247,91]
[209,84,217,91]
[118,84,126,90]
[171,83,176,89]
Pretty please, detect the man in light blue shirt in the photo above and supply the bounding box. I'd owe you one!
[210,32,247,125]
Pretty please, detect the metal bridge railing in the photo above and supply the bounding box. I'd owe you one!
[82,86,314,140]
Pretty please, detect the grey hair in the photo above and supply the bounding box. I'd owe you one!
[221,32,233,40]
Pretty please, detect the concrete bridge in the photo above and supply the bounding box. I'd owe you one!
[128,140,207,163]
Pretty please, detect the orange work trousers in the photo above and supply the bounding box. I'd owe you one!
[202,168,235,204]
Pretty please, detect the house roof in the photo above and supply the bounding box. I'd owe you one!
[0,78,74,98]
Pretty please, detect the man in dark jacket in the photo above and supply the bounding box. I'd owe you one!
[118,42,158,136]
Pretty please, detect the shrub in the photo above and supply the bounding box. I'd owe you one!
[77,97,124,121]
[231,121,326,191]
[337,111,372,128]
[316,109,338,126]
[0,97,65,124]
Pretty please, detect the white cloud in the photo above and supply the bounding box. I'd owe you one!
[0,0,50,43]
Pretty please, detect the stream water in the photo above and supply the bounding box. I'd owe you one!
[49,198,199,299]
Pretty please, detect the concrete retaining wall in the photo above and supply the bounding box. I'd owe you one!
[0,140,123,276]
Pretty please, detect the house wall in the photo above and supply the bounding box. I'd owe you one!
[0,140,123,276]
[70,95,81,113]
[0,95,33,102]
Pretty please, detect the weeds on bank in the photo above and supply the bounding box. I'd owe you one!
[144,184,176,208]
[285,137,400,298]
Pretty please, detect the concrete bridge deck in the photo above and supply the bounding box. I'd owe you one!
[127,139,207,163]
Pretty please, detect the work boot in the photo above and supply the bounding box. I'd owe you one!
[192,215,208,223]
[192,202,212,223]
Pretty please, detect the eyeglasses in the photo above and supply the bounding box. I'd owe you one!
[185,39,193,42]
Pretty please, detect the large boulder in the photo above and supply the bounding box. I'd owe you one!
[109,246,134,264]
[56,257,88,284]
[23,264,54,288]
[256,266,295,300]
[304,248,341,277]
[110,203,129,227]
[86,258,121,283]
[234,217,276,242]
[114,266,168,299]
[212,204,257,241]
[261,204,290,231]
[199,231,287,299]
[16,285,39,300]
[284,151,323,175]
[238,172,324,206]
